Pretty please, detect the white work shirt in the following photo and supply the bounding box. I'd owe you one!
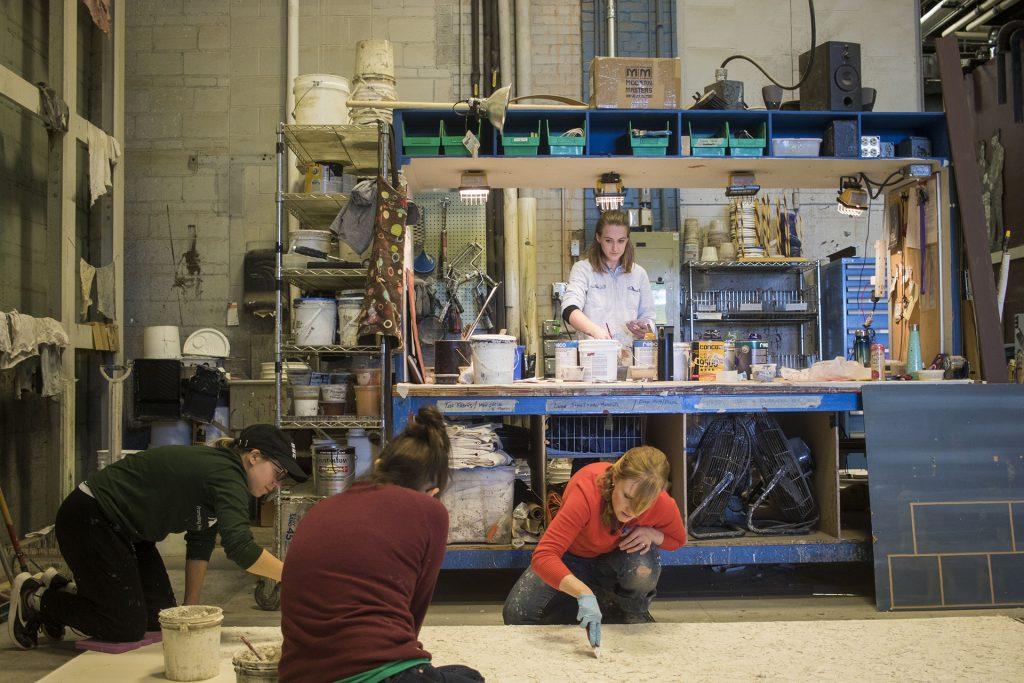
[561,259,656,347]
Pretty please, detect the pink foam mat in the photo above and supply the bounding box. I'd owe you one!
[73,631,162,653]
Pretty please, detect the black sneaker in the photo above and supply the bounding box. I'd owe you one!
[7,572,42,649]
[37,568,69,641]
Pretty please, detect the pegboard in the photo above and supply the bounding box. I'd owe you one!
[412,192,492,356]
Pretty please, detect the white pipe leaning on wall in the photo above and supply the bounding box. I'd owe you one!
[503,191,521,337]
[607,0,616,57]
[286,0,299,207]
[518,197,539,376]
[515,0,532,96]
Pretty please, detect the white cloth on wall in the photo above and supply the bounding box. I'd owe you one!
[88,124,122,205]
[96,263,116,319]
[40,345,65,398]
[80,258,96,319]
[14,356,38,395]
[0,312,70,370]
[0,311,10,356]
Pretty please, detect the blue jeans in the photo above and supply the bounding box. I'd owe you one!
[502,547,661,625]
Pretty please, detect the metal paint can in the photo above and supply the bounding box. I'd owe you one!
[696,341,726,381]
[870,343,887,380]
[632,339,657,369]
[313,446,355,497]
[734,340,768,376]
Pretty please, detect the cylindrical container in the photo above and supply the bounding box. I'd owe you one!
[291,385,320,416]
[151,420,192,447]
[158,606,224,682]
[578,339,621,382]
[290,229,332,255]
[672,342,692,381]
[347,428,372,477]
[435,339,473,375]
[354,384,382,416]
[336,290,364,347]
[657,330,673,380]
[696,341,726,381]
[907,324,923,373]
[554,340,579,377]
[470,334,517,384]
[734,340,767,376]
[348,79,396,125]
[313,446,355,497]
[292,74,350,125]
[320,401,346,416]
[633,339,657,369]
[870,343,887,381]
[354,367,381,386]
[293,297,338,346]
[320,383,349,403]
[232,642,281,683]
[853,329,873,366]
[354,39,396,80]
[143,326,181,359]
[280,495,318,559]
[701,246,718,261]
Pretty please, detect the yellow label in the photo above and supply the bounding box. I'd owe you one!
[696,341,725,381]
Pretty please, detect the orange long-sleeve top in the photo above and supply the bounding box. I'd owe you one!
[531,462,687,588]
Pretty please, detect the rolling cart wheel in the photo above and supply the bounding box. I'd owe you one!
[254,576,280,611]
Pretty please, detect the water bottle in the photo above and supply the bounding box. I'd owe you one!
[907,324,923,373]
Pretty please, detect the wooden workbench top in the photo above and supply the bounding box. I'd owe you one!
[395,380,874,398]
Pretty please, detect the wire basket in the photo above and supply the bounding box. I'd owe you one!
[546,415,645,459]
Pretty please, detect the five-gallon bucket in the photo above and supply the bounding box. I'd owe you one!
[336,290,364,347]
[354,40,396,80]
[579,339,621,382]
[294,297,337,346]
[233,642,282,683]
[159,605,224,681]
[470,334,517,384]
[292,74,350,125]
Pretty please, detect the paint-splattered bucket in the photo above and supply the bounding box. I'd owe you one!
[159,605,223,681]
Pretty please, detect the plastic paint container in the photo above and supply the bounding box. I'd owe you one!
[293,297,338,346]
[632,339,657,369]
[158,606,223,682]
[293,74,350,125]
[232,642,281,682]
[470,334,517,384]
[672,342,692,381]
[554,341,579,378]
[578,339,620,382]
[336,290,364,347]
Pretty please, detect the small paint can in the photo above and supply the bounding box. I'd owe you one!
[632,339,657,369]
[870,343,887,380]
[696,341,726,381]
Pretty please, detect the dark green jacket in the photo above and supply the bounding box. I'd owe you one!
[86,445,262,569]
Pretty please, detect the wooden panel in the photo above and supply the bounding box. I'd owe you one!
[646,414,687,521]
[776,412,841,539]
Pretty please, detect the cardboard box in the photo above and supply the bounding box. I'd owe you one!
[589,57,682,109]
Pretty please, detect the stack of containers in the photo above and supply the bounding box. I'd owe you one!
[682,218,700,262]
[349,40,397,125]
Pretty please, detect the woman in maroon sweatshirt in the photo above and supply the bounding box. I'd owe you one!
[279,406,483,683]
[502,447,686,649]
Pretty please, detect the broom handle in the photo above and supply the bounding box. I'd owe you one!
[0,484,29,574]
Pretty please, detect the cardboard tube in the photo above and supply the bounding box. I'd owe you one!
[518,197,539,376]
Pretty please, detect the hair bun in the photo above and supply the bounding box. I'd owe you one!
[414,405,445,431]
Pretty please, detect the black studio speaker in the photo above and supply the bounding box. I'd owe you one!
[798,41,861,111]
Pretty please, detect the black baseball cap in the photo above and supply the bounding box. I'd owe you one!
[237,424,308,483]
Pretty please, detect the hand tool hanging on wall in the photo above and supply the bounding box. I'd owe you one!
[0,480,30,574]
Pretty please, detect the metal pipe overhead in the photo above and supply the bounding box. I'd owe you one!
[941,0,1003,36]
[607,0,617,57]
[965,0,1024,30]
[923,1,976,37]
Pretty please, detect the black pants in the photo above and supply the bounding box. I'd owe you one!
[39,488,177,642]
[502,548,661,624]
[385,664,485,682]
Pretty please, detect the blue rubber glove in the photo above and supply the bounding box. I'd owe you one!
[576,594,602,647]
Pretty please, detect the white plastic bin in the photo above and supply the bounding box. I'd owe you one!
[771,137,823,157]
[439,466,515,544]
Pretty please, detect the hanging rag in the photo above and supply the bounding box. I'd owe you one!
[40,345,65,398]
[81,0,111,33]
[80,258,96,319]
[357,177,407,343]
[95,262,116,319]
[14,357,39,396]
[87,124,122,205]
[331,179,377,254]
[36,83,69,133]
[5,312,41,369]
[0,312,11,357]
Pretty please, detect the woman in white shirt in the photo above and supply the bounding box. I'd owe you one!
[561,210,655,347]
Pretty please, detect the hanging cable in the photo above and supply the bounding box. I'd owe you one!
[719,0,816,91]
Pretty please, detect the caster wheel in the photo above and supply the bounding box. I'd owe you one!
[254,576,280,611]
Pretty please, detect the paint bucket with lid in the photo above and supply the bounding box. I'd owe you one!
[470,334,517,384]
[143,326,181,359]
[292,74,350,125]
[673,342,692,381]
[294,297,337,346]
[158,605,223,682]
[336,290,364,347]
[233,642,281,683]
[579,339,620,382]
[313,445,355,497]
[554,340,579,378]
[632,339,657,369]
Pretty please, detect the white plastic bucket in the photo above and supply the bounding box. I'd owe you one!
[347,428,372,477]
[292,384,320,417]
[354,39,395,80]
[336,291,364,347]
[470,334,517,384]
[554,341,578,377]
[673,342,692,381]
[143,326,181,359]
[159,605,223,682]
[151,420,192,447]
[292,73,350,125]
[579,339,621,382]
[233,642,281,683]
[290,229,332,256]
[294,297,337,346]
[633,340,657,369]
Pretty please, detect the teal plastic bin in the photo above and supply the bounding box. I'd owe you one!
[441,120,480,157]
[501,122,542,156]
[629,121,671,157]
[402,121,440,157]
[546,121,585,156]
[728,122,766,158]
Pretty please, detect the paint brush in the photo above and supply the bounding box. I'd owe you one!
[605,322,613,339]
[241,635,264,661]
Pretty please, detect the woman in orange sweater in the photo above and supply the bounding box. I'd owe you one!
[502,446,685,647]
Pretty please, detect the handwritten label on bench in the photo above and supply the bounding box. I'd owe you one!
[437,399,518,414]
[545,398,681,414]
[694,395,823,412]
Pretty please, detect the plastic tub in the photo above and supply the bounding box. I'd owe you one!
[441,120,480,157]
[294,297,338,346]
[354,39,395,80]
[554,340,579,377]
[630,120,671,156]
[546,120,585,156]
[632,340,657,369]
[438,466,515,544]
[501,122,542,156]
[336,291,364,347]
[291,385,320,417]
[579,339,621,382]
[402,121,440,156]
[159,606,224,682]
[293,74,350,126]
[771,137,823,157]
[470,334,517,384]
[354,384,382,416]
